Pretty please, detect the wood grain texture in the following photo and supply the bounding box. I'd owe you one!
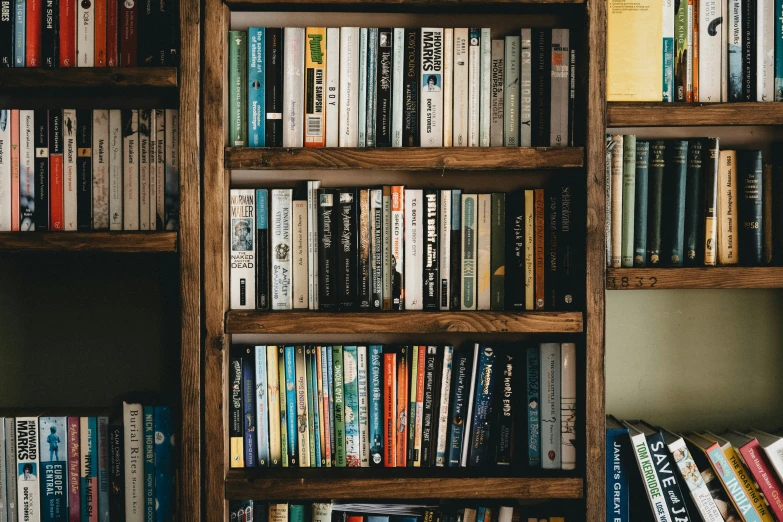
[606,267,783,289]
[225,310,584,334]
[225,473,585,500]
[0,68,178,89]
[607,102,783,127]
[224,147,584,170]
[0,232,177,252]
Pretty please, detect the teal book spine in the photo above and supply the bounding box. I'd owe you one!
[255,345,270,466]
[332,346,346,467]
[526,345,540,466]
[97,417,109,522]
[153,407,174,522]
[248,27,266,147]
[13,0,23,66]
[343,345,361,467]
[143,407,155,522]
[667,140,689,266]
[228,30,248,147]
[662,32,674,102]
[284,345,298,466]
[306,348,318,467]
[647,141,666,265]
[684,140,704,265]
[290,505,305,522]
[368,345,383,466]
[777,0,783,100]
[39,417,67,522]
[277,347,289,467]
[633,141,650,267]
[621,135,636,267]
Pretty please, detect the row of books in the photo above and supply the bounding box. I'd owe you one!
[607,0,783,102]
[228,27,575,149]
[607,416,783,522]
[0,0,179,67]
[0,403,175,522]
[229,185,580,312]
[229,342,577,470]
[0,109,180,232]
[605,136,781,267]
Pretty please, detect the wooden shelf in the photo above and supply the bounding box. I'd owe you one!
[0,232,178,253]
[225,310,583,334]
[224,147,584,171]
[0,68,178,90]
[607,102,783,127]
[224,472,584,500]
[606,267,783,289]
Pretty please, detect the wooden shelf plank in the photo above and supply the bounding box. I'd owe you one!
[606,267,783,289]
[225,473,584,500]
[0,68,178,89]
[225,310,583,334]
[607,102,783,127]
[0,232,178,253]
[226,0,582,7]
[224,147,584,170]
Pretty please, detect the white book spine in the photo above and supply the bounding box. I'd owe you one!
[520,30,532,146]
[453,28,469,147]
[358,28,368,147]
[155,110,165,230]
[468,28,480,147]
[326,28,340,147]
[254,346,270,466]
[357,346,370,467]
[461,193,477,310]
[721,0,729,101]
[404,189,423,310]
[77,0,94,66]
[123,403,143,522]
[92,110,109,230]
[137,110,150,230]
[757,0,775,100]
[752,433,783,481]
[230,189,256,309]
[435,345,453,466]
[164,109,179,231]
[560,342,576,470]
[293,200,308,309]
[699,0,722,101]
[420,28,444,147]
[108,110,122,230]
[665,436,725,522]
[479,28,491,147]
[123,110,139,231]
[459,344,480,467]
[0,110,10,231]
[307,181,318,309]
[476,193,491,310]
[283,28,305,148]
[271,189,293,310]
[339,27,359,147]
[15,417,41,522]
[540,342,561,469]
[148,110,157,230]
[442,28,453,147]
[63,110,78,231]
[498,507,513,522]
[392,28,405,147]
[438,189,451,310]
[20,110,34,231]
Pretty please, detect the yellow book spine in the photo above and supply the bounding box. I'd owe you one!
[718,150,738,265]
[305,27,327,147]
[723,446,776,522]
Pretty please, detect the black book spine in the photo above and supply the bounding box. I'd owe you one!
[647,140,666,265]
[506,190,525,309]
[108,418,125,522]
[318,188,337,310]
[568,43,576,147]
[703,137,721,265]
[633,141,650,267]
[265,28,284,147]
[420,346,437,467]
[449,191,461,311]
[34,109,49,231]
[371,189,383,310]
[228,347,244,464]
[41,0,57,68]
[376,28,393,147]
[557,183,579,310]
[739,150,763,265]
[531,29,551,147]
[494,351,515,465]
[337,188,358,310]
[0,0,13,66]
[155,0,170,65]
[423,189,439,310]
[139,0,156,65]
[167,0,179,66]
[774,147,783,264]
[645,431,693,522]
[256,189,270,310]
[76,109,92,231]
[402,28,419,147]
[358,189,371,310]
[545,188,560,310]
[742,0,756,101]
[667,140,689,266]
[684,139,704,265]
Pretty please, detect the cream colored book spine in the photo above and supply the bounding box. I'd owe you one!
[718,150,738,265]
[607,0,663,100]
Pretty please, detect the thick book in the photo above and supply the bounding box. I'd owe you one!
[34,109,48,231]
[468,345,496,466]
[490,40,504,146]
[447,350,471,467]
[700,0,722,101]
[540,343,560,469]
[305,27,326,148]
[16,418,41,522]
[229,31,247,147]
[119,0,137,65]
[293,200,308,309]
[283,27,305,147]
[338,27,358,147]
[326,27,340,148]
[376,28,392,147]
[230,189,256,309]
[41,0,57,68]
[606,416,631,522]
[633,141,650,267]
[420,28,444,147]
[284,346,298,466]
[723,430,783,521]
[503,36,519,146]
[621,134,636,267]
[19,110,34,230]
[248,27,266,148]
[336,189,358,310]
[718,149,739,265]
[404,189,423,310]
[739,150,763,265]
[271,189,293,310]
[332,346,346,467]
[403,28,419,146]
[423,190,439,310]
[76,0,94,66]
[667,140,689,266]
[607,0,663,100]
[549,29,569,146]
[505,190,524,309]
[256,189,270,310]
[684,139,704,265]
[343,346,361,467]
[265,28,283,147]
[624,420,671,522]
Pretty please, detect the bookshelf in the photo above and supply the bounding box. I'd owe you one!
[606,102,783,126]
[606,267,783,289]
[203,0,607,521]
[0,231,179,252]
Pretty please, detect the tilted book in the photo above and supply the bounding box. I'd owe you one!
[624,420,671,522]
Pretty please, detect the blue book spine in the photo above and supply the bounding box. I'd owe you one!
[526,345,540,466]
[39,416,67,522]
[143,407,155,522]
[284,345,298,466]
[13,0,23,66]
[248,27,266,147]
[97,417,109,522]
[477,508,486,522]
[343,345,360,467]
[327,345,335,466]
[368,345,383,466]
[241,348,256,468]
[366,28,379,147]
[368,516,390,522]
[255,345,270,466]
[311,349,322,467]
[663,38,674,102]
[153,407,174,522]
[607,426,630,522]
[81,417,98,522]
[447,353,470,467]
[468,345,497,466]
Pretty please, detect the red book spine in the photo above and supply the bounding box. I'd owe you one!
[395,346,408,467]
[25,0,42,66]
[59,0,76,66]
[68,417,81,522]
[10,110,19,231]
[106,0,118,66]
[740,440,783,521]
[50,155,63,229]
[534,188,545,310]
[119,0,136,66]
[93,0,106,66]
[383,351,396,467]
[346,516,363,522]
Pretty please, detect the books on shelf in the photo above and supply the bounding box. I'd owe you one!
[227,27,576,149]
[606,135,772,267]
[0,108,179,232]
[228,184,581,312]
[228,341,578,471]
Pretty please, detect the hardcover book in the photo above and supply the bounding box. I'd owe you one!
[229,31,247,147]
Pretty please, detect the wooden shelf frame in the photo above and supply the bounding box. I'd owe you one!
[607,102,783,127]
[606,267,783,289]
[0,67,179,89]
[0,232,178,253]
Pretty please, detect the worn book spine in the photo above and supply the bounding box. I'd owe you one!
[439,190,451,310]
[704,137,720,265]
[491,193,505,311]
[490,40,504,147]
[359,189,371,310]
[391,186,405,310]
[248,28,266,147]
[610,135,624,267]
[256,189,270,310]
[476,194,491,310]
[403,28,419,146]
[305,27,326,148]
[326,28,340,147]
[265,28,283,147]
[650,141,666,264]
[423,190,439,310]
[452,28,468,146]
[718,149,738,265]
[684,139,704,265]
[358,28,367,147]
[468,27,480,147]
[534,189,545,310]
[293,200,308,309]
[460,193,477,310]
[228,31,247,147]
[549,28,569,146]
[621,135,636,267]
[739,150,763,265]
[77,109,93,231]
[443,28,453,147]
[392,27,404,147]
[503,36,519,146]
[376,28,392,147]
[34,109,48,231]
[337,188,358,310]
[668,140,689,266]
[450,190,462,310]
[633,141,650,267]
[480,28,491,146]
[230,189,256,310]
[366,28,378,147]
[420,28,444,147]
[532,29,551,145]
[743,0,756,100]
[318,189,337,310]
[283,28,305,147]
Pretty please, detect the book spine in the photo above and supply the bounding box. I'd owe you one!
[442,28,452,147]
[34,109,48,231]
[406,347,419,467]
[318,189,337,310]
[370,188,383,310]
[739,440,783,521]
[357,346,369,467]
[265,28,283,147]
[420,28,444,147]
[479,28,490,146]
[739,150,763,265]
[98,419,109,522]
[271,189,293,310]
[413,347,426,466]
[105,0,116,66]
[306,348,318,467]
[684,139,703,264]
[325,27,340,147]
[358,189,370,310]
[460,344,480,467]
[0,111,8,231]
[91,110,109,230]
[295,346,311,467]
[728,0,742,101]
[154,109,165,229]
[506,191,524,309]
[666,437,724,522]
[532,29,551,145]
[494,352,514,465]
[742,0,756,100]
[403,28,419,146]
[633,141,650,266]
[420,347,437,466]
[468,345,496,466]
[629,431,670,522]
[153,408,173,522]
[76,0,92,66]
[549,29,569,146]
[293,200,308,309]
[38,417,66,522]
[540,343,561,469]
[284,346,298,466]
[435,346,453,466]
[256,189,270,310]
[343,345,360,467]
[60,110,76,230]
[0,0,11,66]
[758,0,775,100]
[490,40,504,146]
[467,28,480,147]
[777,0,783,99]
[391,186,404,310]
[108,110,122,230]
[668,140,689,265]
[676,0,690,100]
[621,135,636,267]
[503,36,519,146]
[283,27,305,148]
[81,417,98,522]
[723,445,774,522]
[337,188,358,310]
[9,110,19,231]
[93,0,106,66]
[606,140,612,267]
[75,109,92,231]
[491,193,505,310]
[229,31,247,147]
[610,135,624,266]
[229,189,256,309]
[423,190,439,310]
[560,343,576,470]
[122,404,143,522]
[698,0,722,101]
[391,27,404,147]
[517,31,532,147]
[396,346,409,466]
[704,138,720,265]
[121,109,138,230]
[706,445,765,522]
[376,28,392,147]
[332,346,345,467]
[558,183,579,310]
[526,346,540,466]
[67,418,80,522]
[718,149,738,265]
[19,110,34,230]
[692,0,700,100]
[46,110,62,231]
[13,0,22,66]
[524,190,534,310]
[354,28,366,146]
[461,193,477,310]
[365,28,377,147]
[439,190,451,310]
[229,350,244,467]
[25,0,40,65]
[447,352,470,467]
[108,420,124,522]
[305,27,326,148]
[404,189,423,310]
[267,347,282,466]
[368,345,383,467]
[316,347,329,467]
[248,27,266,148]
[307,181,320,310]
[476,193,491,310]
[255,346,270,466]
[383,348,397,467]
[763,163,773,263]
[449,190,461,310]
[663,0,674,100]
[41,0,57,68]
[382,186,391,309]
[142,409,155,522]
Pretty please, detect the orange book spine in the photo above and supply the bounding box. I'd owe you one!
[10,110,19,231]
[94,0,107,66]
[396,345,408,466]
[383,350,397,467]
[534,189,545,310]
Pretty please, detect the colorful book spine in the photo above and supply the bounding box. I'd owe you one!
[14,0,23,66]
[332,346,346,467]
[318,347,331,466]
[16,418,40,522]
[80,416,98,522]
[391,186,404,310]
[143,408,155,522]
[343,345,360,467]
[423,190,439,310]
[278,347,289,467]
[284,346,298,466]
[294,346,311,467]
[248,27,266,148]
[283,27,305,147]
[39,417,67,522]
[468,345,497,466]
[357,346,370,467]
[526,345,540,466]
[305,27,326,148]
[358,189,370,310]
[336,189,358,310]
[396,346,410,466]
[627,423,670,522]
[240,347,256,468]
[420,28,444,147]
[306,348,318,467]
[663,0,674,100]
[229,189,256,309]
[19,110,33,230]
[382,348,397,466]
[370,188,383,310]
[326,27,340,147]
[25,0,41,66]
[229,30,247,147]
[255,346,270,466]
[229,349,244,468]
[664,432,723,522]
[706,443,768,522]
[67,418,80,522]
[265,28,283,147]
[108,419,123,522]
[413,346,426,466]
[368,345,383,466]
[163,108,179,231]
[606,421,630,522]
[735,434,783,521]
[435,346,453,466]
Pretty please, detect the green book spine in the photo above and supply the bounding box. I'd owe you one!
[773,149,783,264]
[289,505,305,522]
[684,140,704,265]
[739,150,763,266]
[633,141,650,267]
[647,141,666,265]
[332,346,346,467]
[490,193,505,310]
[621,135,636,267]
[306,348,317,467]
[667,140,688,266]
[228,31,248,147]
[674,0,688,101]
[278,347,288,467]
